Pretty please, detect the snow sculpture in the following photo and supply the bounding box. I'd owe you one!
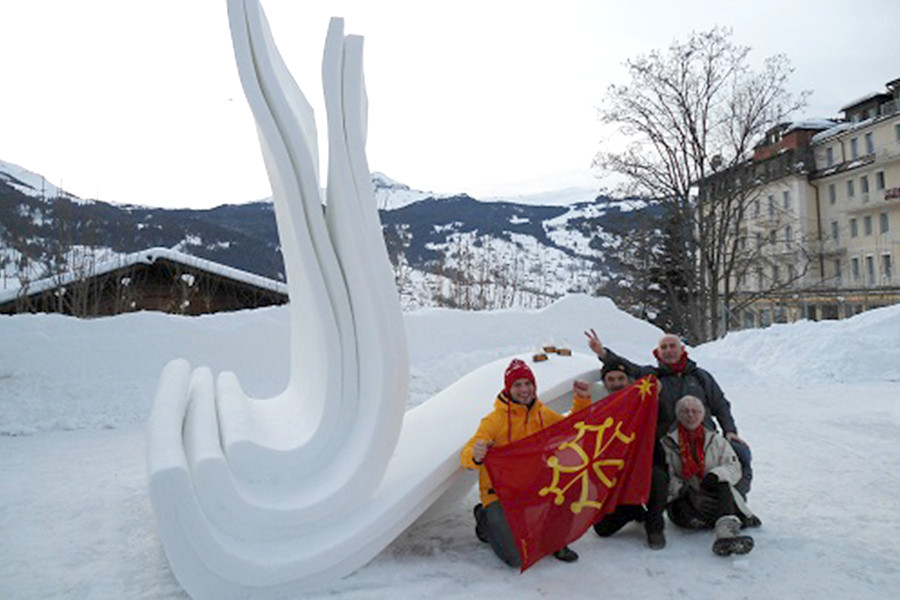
[146,1,600,598]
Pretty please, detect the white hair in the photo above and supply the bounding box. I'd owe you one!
[675,395,705,418]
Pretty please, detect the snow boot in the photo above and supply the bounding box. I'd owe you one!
[712,515,754,556]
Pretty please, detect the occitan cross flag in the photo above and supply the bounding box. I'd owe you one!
[485,375,659,571]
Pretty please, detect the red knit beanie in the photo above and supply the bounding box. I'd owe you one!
[504,359,536,396]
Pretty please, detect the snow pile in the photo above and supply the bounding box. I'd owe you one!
[693,303,900,384]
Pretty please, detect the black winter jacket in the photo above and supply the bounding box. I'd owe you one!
[601,348,738,439]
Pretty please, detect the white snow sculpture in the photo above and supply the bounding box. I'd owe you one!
[146,1,601,598]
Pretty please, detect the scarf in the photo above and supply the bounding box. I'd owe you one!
[678,423,705,480]
[655,347,688,374]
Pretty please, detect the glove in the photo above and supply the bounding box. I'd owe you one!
[688,488,719,521]
[700,472,720,492]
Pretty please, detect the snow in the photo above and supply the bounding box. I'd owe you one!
[2,294,899,599]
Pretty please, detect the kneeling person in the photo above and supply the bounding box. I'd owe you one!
[461,358,579,567]
[590,361,668,550]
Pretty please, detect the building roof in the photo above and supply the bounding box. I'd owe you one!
[0,247,288,305]
[839,91,891,112]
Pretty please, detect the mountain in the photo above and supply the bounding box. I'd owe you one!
[0,159,655,310]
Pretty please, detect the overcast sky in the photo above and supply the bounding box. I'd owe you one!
[1,0,898,209]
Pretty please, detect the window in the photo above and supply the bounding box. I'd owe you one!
[788,264,796,282]
[852,257,860,281]
[850,218,858,237]
[756,232,762,248]
[876,171,885,190]
[866,256,875,284]
[772,264,780,284]
[881,212,890,233]
[861,175,869,196]
[783,190,791,210]
[851,137,859,159]
[884,255,893,280]
[831,221,839,242]
[847,179,855,198]
[896,122,900,142]
[826,147,834,166]
[785,225,793,243]
[829,184,836,204]
[834,259,842,284]
[864,215,872,236]
[769,229,776,244]
[754,198,760,217]
[768,195,775,216]
[865,132,874,154]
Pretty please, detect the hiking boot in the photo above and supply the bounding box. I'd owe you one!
[552,546,579,563]
[473,504,489,543]
[646,529,666,550]
[712,515,754,556]
[741,514,762,529]
[644,510,666,550]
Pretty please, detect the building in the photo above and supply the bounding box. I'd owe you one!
[711,77,900,330]
[0,247,288,317]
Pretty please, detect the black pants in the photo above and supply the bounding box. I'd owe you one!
[475,501,521,567]
[667,478,738,529]
[594,440,669,535]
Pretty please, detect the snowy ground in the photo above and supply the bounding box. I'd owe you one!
[2,295,899,599]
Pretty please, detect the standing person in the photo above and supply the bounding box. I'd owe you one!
[581,362,668,549]
[584,329,754,499]
[461,358,580,567]
[662,396,758,555]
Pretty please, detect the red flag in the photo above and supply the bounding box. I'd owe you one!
[484,375,659,571]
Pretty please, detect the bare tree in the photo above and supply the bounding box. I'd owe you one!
[595,27,807,342]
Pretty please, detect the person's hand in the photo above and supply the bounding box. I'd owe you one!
[688,489,719,520]
[573,379,591,398]
[583,329,607,359]
[725,432,747,445]
[472,439,492,463]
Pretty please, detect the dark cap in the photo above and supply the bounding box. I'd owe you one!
[601,361,630,380]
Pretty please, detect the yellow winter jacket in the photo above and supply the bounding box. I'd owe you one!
[461,391,593,507]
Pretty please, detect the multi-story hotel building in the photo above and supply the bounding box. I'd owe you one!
[710,77,900,330]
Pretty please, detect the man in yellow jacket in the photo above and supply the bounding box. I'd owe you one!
[461,358,587,567]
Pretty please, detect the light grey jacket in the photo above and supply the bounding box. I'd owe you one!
[661,427,754,520]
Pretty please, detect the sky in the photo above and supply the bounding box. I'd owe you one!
[1,0,898,209]
[2,295,899,598]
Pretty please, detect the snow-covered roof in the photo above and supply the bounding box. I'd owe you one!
[783,119,839,134]
[839,91,888,112]
[0,247,287,304]
[810,120,869,144]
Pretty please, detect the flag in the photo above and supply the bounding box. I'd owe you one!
[484,375,659,571]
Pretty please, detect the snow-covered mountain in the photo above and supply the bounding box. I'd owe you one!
[0,159,651,310]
